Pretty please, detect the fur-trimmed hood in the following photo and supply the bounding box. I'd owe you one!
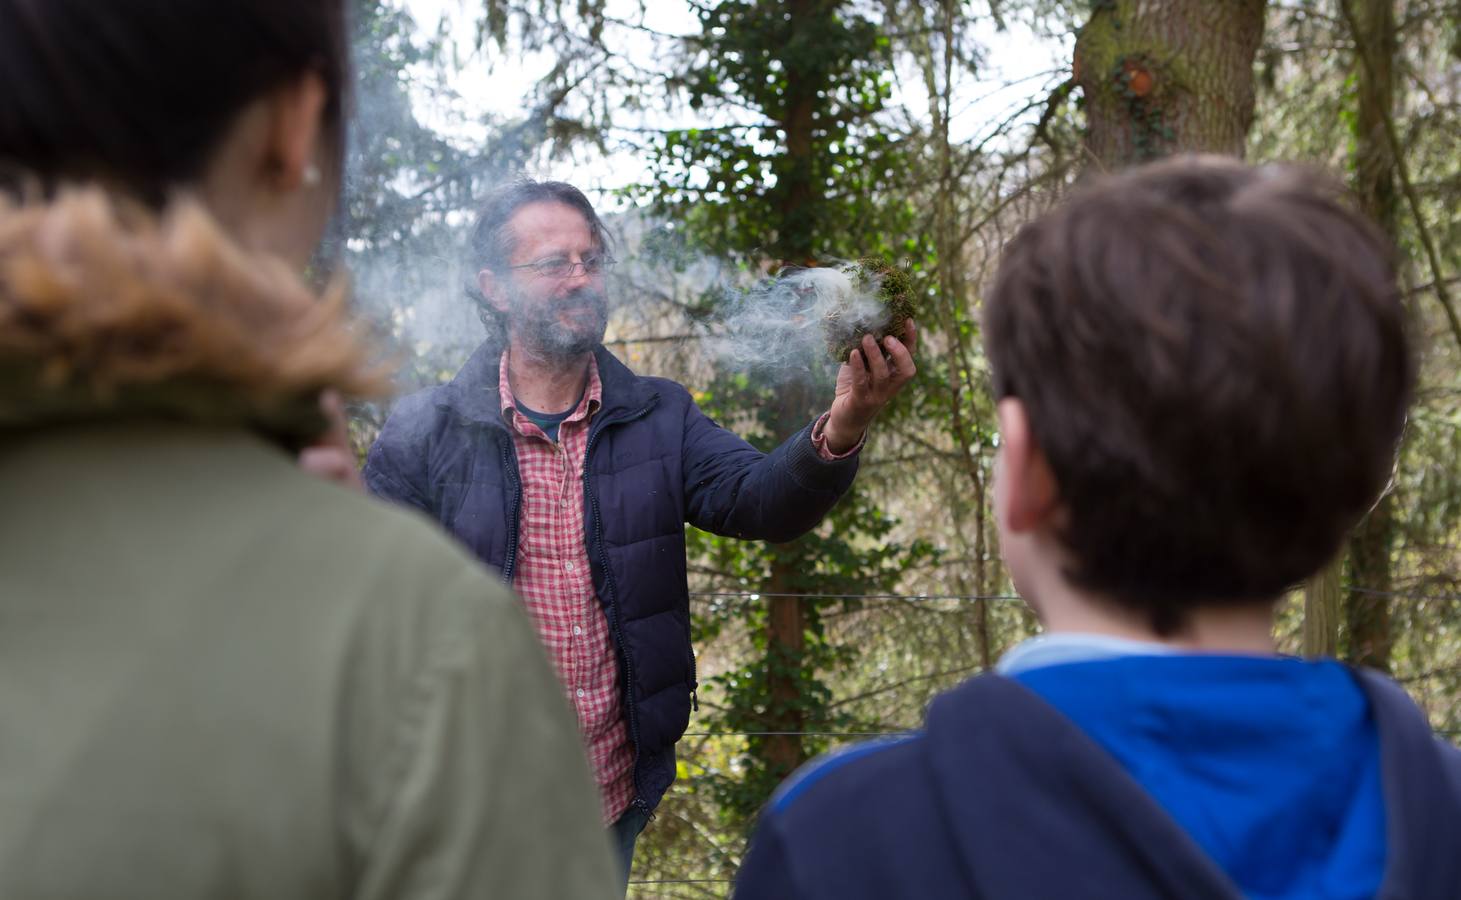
[0,189,386,446]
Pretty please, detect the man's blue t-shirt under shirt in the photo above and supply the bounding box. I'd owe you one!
[515,388,584,443]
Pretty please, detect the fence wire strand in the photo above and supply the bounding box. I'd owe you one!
[683,730,910,737]
[630,879,734,884]
[688,586,1459,603]
[1349,586,1461,602]
[689,590,1019,602]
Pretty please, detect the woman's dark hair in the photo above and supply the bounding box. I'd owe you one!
[983,157,1414,634]
[0,0,348,205]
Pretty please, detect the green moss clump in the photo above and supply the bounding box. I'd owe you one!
[825,256,915,364]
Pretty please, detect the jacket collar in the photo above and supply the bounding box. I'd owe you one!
[440,340,657,429]
[925,675,1240,897]
[1354,668,1461,895]
[0,188,385,446]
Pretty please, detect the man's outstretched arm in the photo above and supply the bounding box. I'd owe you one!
[683,324,916,542]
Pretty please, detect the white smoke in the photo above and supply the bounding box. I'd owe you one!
[707,263,890,375]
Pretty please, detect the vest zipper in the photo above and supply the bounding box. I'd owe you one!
[584,399,657,814]
[499,435,521,583]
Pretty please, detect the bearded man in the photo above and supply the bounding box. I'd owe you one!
[364,180,915,888]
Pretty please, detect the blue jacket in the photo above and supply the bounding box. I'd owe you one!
[364,342,859,814]
[736,667,1461,899]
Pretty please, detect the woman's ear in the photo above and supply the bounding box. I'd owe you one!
[263,72,328,191]
[995,397,1061,534]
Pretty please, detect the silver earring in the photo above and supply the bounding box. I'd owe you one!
[302,164,322,187]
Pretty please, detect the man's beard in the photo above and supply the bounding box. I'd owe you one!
[505,285,609,361]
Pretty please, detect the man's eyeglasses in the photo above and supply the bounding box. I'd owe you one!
[507,255,618,279]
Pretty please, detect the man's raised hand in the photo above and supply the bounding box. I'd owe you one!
[821,319,918,455]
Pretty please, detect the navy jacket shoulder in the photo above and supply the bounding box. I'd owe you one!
[735,671,1461,900]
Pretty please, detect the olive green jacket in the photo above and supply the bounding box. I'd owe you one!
[0,192,618,899]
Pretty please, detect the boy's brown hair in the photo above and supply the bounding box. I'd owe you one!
[983,156,1414,633]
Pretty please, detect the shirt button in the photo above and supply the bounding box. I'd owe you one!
[573,625,583,636]
[564,561,575,572]
[576,688,586,698]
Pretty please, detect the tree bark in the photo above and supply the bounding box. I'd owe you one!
[1346,496,1395,670]
[1073,0,1267,167]
[1303,562,1342,658]
[760,0,829,782]
[1343,0,1399,673]
[764,550,807,778]
[931,0,993,667]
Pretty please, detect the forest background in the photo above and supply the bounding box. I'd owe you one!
[337,1,1461,895]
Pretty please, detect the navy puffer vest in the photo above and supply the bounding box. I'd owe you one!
[365,342,858,812]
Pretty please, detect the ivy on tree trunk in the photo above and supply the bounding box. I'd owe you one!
[1074,0,1267,166]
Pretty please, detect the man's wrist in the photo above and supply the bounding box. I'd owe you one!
[814,412,865,459]
[823,424,859,455]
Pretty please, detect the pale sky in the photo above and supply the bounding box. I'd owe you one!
[396,0,1069,210]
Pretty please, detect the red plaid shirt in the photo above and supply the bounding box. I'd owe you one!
[498,352,636,825]
[497,351,862,825]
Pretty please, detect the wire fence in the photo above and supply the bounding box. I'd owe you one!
[690,590,1021,601]
[628,879,735,891]
[687,586,1461,603]
[682,728,1461,737]
[683,730,907,737]
[684,583,1461,735]
[1349,586,1461,602]
[679,583,1461,737]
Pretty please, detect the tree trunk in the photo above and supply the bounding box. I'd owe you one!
[762,381,814,781]
[1073,0,1267,167]
[1344,0,1399,673]
[909,0,998,668]
[759,0,830,782]
[1303,562,1342,658]
[764,548,807,779]
[1346,495,1395,670]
